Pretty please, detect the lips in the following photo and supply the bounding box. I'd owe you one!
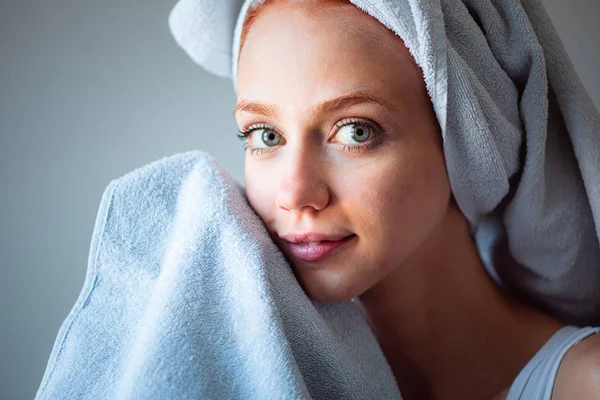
[280,232,352,243]
[280,233,356,262]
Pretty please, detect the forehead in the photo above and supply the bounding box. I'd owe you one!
[236,2,424,110]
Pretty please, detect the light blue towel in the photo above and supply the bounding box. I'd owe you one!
[37,0,600,397]
[35,151,402,399]
[169,0,600,326]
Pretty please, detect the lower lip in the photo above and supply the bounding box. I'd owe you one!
[284,235,356,262]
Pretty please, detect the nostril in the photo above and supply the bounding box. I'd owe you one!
[276,179,330,212]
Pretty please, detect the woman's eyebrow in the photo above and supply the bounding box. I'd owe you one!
[233,90,399,118]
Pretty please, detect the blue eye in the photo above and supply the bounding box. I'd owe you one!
[336,123,374,144]
[252,129,281,147]
[333,118,385,154]
[237,118,384,156]
[237,124,282,155]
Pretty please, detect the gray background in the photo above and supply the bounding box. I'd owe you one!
[1,1,598,399]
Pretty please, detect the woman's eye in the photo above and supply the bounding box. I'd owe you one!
[251,128,281,148]
[336,123,375,145]
[238,120,381,156]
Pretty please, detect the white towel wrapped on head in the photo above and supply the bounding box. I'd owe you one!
[171,0,600,325]
[34,0,600,398]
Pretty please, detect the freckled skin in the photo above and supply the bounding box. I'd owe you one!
[234,2,566,399]
[236,1,450,302]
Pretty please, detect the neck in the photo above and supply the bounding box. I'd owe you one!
[356,204,562,400]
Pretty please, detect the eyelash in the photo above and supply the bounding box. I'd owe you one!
[236,118,384,156]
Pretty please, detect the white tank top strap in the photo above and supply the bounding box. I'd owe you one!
[505,325,600,400]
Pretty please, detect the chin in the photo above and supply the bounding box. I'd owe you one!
[295,271,368,303]
[307,290,354,303]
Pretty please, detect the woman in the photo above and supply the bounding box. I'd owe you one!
[233,0,600,398]
[35,0,600,399]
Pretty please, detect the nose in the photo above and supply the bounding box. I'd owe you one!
[275,146,330,213]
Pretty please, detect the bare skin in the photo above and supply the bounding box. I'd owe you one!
[233,1,597,399]
[354,203,561,399]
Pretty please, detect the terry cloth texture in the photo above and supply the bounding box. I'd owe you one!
[170,0,600,325]
[35,151,402,399]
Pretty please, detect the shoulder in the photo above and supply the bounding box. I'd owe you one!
[490,387,510,400]
[552,330,600,400]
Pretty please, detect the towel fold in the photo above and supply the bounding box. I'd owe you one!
[35,151,402,399]
[36,0,600,397]
[170,0,600,325]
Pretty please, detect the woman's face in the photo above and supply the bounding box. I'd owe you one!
[235,1,451,302]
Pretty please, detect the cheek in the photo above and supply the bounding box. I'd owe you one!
[347,146,447,265]
[244,163,276,223]
[377,149,449,258]
[341,152,418,224]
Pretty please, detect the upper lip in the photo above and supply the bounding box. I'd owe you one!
[279,232,353,244]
